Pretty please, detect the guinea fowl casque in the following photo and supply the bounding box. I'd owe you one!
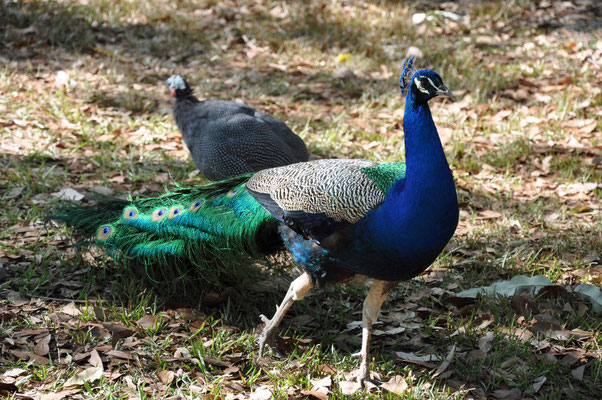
[167,75,309,180]
[52,59,458,385]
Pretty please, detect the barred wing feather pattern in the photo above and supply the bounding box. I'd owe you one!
[246,159,400,223]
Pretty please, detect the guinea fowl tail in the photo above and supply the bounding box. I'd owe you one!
[49,174,282,294]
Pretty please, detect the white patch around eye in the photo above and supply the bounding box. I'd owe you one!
[414,77,430,94]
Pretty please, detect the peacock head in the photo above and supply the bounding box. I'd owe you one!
[399,57,454,104]
[166,75,192,98]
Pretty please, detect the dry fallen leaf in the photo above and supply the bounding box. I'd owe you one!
[499,326,533,342]
[64,366,104,387]
[433,344,456,377]
[106,349,133,360]
[537,285,569,299]
[338,380,361,395]
[510,294,538,315]
[157,370,175,385]
[531,375,546,393]
[492,388,522,400]
[51,188,84,202]
[137,314,157,330]
[310,375,331,390]
[466,349,486,362]
[571,365,585,381]
[249,386,272,400]
[40,389,81,400]
[381,375,409,395]
[89,349,103,370]
[477,209,502,219]
[9,349,49,365]
[396,350,435,361]
[300,389,329,400]
[478,332,495,354]
[2,368,27,378]
[34,334,51,356]
[61,302,82,317]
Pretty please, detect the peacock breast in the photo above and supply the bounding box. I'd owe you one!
[338,186,459,281]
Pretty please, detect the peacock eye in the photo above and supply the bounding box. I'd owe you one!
[227,187,242,198]
[97,225,113,240]
[189,200,204,212]
[123,207,139,220]
[152,208,167,222]
[168,206,184,219]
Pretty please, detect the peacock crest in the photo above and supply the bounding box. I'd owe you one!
[399,56,418,95]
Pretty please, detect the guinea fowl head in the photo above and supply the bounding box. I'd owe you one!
[399,57,454,104]
[166,75,192,98]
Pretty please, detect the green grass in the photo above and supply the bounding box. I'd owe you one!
[1,0,601,398]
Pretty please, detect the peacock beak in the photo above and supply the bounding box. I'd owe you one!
[435,84,455,101]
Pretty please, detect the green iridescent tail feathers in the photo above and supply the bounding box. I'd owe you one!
[49,174,282,286]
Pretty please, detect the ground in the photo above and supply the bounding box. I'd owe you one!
[0,0,601,399]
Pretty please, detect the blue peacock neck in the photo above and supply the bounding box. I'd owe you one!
[400,94,453,193]
[356,91,459,280]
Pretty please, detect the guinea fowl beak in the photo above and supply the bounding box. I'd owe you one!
[435,84,455,101]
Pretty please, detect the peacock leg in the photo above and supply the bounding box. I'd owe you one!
[355,279,400,386]
[257,272,313,358]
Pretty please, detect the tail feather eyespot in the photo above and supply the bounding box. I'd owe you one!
[97,225,114,240]
[123,207,139,220]
[168,205,184,219]
[226,186,243,198]
[152,208,167,222]
[189,200,204,212]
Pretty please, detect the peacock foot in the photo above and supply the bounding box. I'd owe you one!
[350,366,381,388]
[355,351,381,387]
[256,314,278,359]
[357,363,369,386]
[256,274,313,360]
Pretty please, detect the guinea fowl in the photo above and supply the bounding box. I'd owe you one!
[167,75,309,180]
[53,59,458,385]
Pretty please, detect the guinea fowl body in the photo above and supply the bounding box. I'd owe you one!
[168,76,309,181]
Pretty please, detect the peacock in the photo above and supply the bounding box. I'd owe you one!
[52,58,458,385]
[167,75,309,180]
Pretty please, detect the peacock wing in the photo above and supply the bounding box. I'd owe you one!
[246,159,406,244]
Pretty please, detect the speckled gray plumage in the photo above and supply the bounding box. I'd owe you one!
[246,159,387,223]
[171,86,309,181]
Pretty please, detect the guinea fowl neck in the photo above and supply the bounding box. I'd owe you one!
[175,93,199,103]
[173,95,200,124]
